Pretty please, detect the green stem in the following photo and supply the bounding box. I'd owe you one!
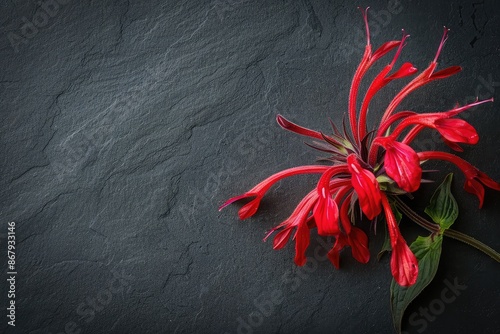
[392,196,500,262]
[393,197,440,233]
[443,229,500,262]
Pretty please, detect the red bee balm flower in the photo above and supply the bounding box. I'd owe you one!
[219,9,498,287]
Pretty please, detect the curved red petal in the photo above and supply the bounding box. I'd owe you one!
[429,65,462,80]
[294,222,310,266]
[349,227,370,264]
[388,62,418,80]
[383,141,422,193]
[347,154,382,220]
[371,40,401,63]
[441,137,464,152]
[390,237,419,287]
[464,178,485,208]
[327,234,348,269]
[477,170,500,191]
[237,199,261,220]
[381,193,418,286]
[273,228,294,250]
[276,114,323,140]
[434,118,479,144]
[339,194,353,235]
[218,193,258,211]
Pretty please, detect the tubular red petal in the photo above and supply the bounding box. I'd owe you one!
[418,151,500,207]
[268,188,319,234]
[380,63,437,124]
[370,40,401,64]
[349,45,372,143]
[339,193,353,234]
[222,166,329,219]
[429,65,462,79]
[294,222,310,266]
[477,170,500,191]
[388,98,492,141]
[273,228,294,250]
[247,165,330,196]
[347,154,382,220]
[444,97,493,117]
[359,61,417,140]
[389,32,410,67]
[276,114,323,140]
[433,26,450,63]
[358,65,393,140]
[218,193,258,211]
[381,194,418,286]
[388,62,418,79]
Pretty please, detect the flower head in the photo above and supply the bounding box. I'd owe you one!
[220,9,498,287]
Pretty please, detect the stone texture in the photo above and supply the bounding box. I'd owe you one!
[0,0,499,333]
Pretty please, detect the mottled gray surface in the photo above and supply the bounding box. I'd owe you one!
[1,0,499,333]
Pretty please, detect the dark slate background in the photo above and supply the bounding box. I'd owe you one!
[1,0,499,333]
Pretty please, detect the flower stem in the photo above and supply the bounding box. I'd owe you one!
[393,197,439,233]
[442,229,500,262]
[392,196,500,262]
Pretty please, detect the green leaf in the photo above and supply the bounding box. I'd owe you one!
[390,234,443,333]
[424,173,458,231]
[377,203,403,261]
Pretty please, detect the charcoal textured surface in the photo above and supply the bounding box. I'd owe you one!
[1,1,499,333]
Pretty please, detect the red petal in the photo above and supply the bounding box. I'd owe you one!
[313,176,350,236]
[388,62,418,80]
[464,178,485,208]
[347,154,382,220]
[441,137,464,152]
[381,193,418,286]
[218,193,257,211]
[327,234,348,269]
[339,194,353,234]
[371,41,401,63]
[349,227,370,264]
[429,65,462,80]
[434,118,479,144]
[238,199,261,220]
[294,222,310,266]
[382,140,422,193]
[276,114,323,140]
[273,228,294,250]
[313,189,340,236]
[390,236,419,286]
[477,170,500,191]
